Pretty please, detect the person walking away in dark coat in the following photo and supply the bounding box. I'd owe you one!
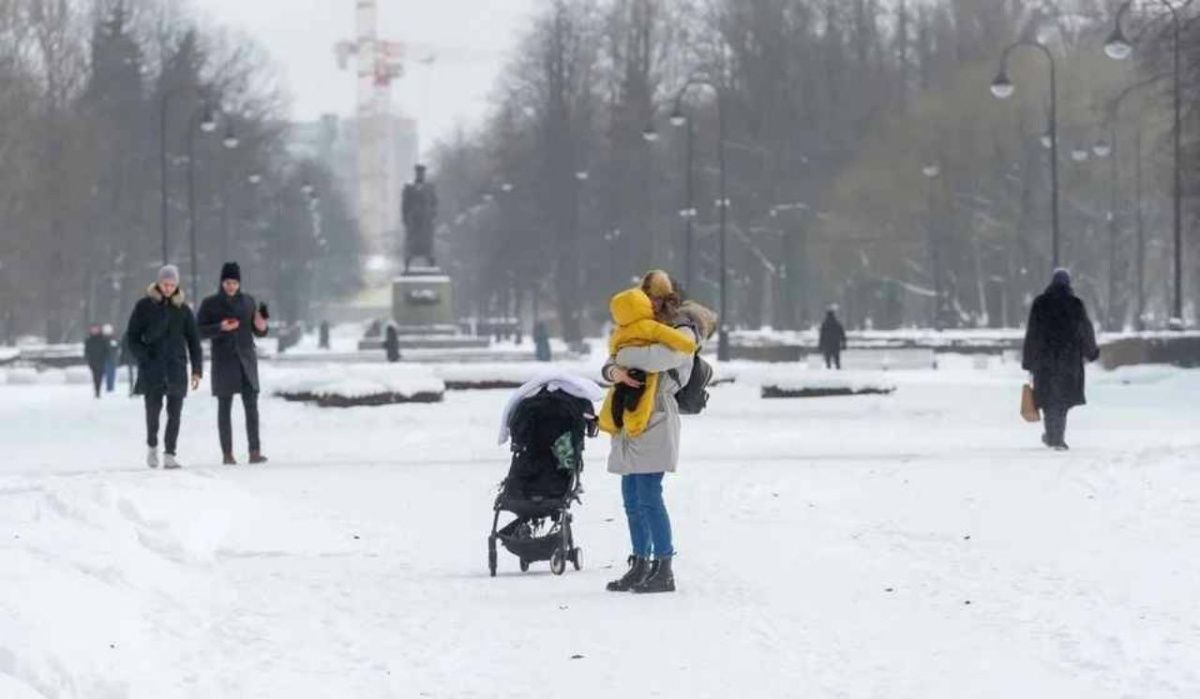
[124,265,203,469]
[84,324,109,398]
[198,262,270,465]
[102,324,118,393]
[819,308,847,370]
[1022,268,1100,450]
[384,323,401,362]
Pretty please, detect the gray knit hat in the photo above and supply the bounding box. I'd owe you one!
[158,264,180,284]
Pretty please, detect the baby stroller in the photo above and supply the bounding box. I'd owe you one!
[489,387,597,577]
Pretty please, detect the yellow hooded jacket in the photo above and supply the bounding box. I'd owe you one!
[598,288,698,438]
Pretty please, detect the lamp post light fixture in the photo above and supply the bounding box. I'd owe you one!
[574,170,589,181]
[1092,139,1112,159]
[221,122,239,150]
[1106,0,1185,327]
[247,172,263,186]
[991,40,1061,269]
[641,123,660,143]
[500,182,514,193]
[1070,147,1091,163]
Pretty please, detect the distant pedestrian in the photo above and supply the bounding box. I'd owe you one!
[124,265,203,469]
[319,320,331,350]
[198,262,270,465]
[819,308,847,370]
[1022,268,1100,451]
[83,324,109,398]
[102,324,118,393]
[384,323,401,362]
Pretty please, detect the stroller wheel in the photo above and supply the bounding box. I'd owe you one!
[488,539,498,578]
[519,559,530,573]
[571,547,583,571]
[550,548,567,576]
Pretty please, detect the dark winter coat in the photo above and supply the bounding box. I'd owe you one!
[84,334,110,372]
[197,290,268,397]
[1022,283,1100,409]
[125,284,203,397]
[819,313,847,355]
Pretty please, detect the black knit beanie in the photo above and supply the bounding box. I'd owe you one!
[220,261,241,283]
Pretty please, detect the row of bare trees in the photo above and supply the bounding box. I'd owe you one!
[434,0,1198,340]
[0,0,361,344]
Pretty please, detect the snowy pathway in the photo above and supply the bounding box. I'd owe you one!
[1,364,1197,698]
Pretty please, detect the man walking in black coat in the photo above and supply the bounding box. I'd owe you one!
[124,265,204,469]
[198,262,270,465]
[1022,269,1101,450]
[819,308,848,370]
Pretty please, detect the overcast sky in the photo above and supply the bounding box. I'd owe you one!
[194,0,538,156]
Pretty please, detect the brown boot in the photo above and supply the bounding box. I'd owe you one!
[222,453,237,465]
[249,451,268,464]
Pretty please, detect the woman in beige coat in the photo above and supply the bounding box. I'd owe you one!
[603,271,717,594]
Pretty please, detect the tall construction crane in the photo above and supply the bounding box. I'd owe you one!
[335,1,491,273]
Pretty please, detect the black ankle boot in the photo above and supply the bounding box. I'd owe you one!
[606,556,650,592]
[633,556,675,594]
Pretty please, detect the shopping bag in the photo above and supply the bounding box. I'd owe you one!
[1020,383,1040,423]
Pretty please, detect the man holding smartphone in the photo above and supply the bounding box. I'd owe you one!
[198,262,270,465]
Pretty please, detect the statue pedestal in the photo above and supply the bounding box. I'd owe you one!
[392,268,456,330]
[357,268,488,351]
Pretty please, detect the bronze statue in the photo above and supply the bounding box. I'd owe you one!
[401,164,438,272]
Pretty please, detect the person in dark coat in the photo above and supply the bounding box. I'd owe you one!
[384,323,401,362]
[197,262,269,465]
[818,308,847,370]
[1022,268,1100,450]
[124,265,203,469]
[84,324,110,398]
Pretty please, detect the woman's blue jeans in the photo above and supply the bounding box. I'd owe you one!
[622,473,674,558]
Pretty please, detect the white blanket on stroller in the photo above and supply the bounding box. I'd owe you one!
[497,371,604,445]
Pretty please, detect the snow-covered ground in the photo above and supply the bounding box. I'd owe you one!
[1,360,1198,698]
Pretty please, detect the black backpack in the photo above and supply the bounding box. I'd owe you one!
[669,352,714,415]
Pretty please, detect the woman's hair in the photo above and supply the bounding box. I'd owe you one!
[641,270,682,321]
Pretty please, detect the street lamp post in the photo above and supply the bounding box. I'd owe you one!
[668,107,696,294]
[922,163,943,330]
[186,103,218,301]
[218,120,240,265]
[991,40,1061,269]
[1106,0,1185,327]
[1098,77,1162,329]
[159,88,186,265]
[669,76,729,360]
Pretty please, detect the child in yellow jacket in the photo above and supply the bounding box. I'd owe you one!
[598,286,697,438]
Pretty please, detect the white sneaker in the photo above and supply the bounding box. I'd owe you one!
[163,454,182,470]
[147,448,159,469]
